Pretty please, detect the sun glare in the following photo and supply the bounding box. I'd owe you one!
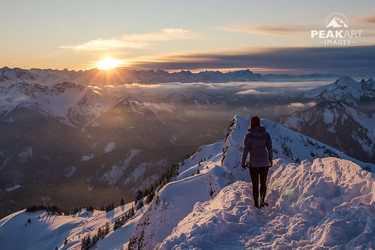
[96,57,121,70]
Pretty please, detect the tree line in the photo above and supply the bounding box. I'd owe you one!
[80,206,135,250]
[25,162,181,250]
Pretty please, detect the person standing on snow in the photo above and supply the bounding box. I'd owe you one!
[241,116,273,208]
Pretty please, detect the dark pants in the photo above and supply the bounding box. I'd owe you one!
[249,167,269,207]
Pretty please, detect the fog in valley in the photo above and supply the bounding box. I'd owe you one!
[0,79,346,217]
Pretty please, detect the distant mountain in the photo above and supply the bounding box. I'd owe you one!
[284,77,375,162]
[0,67,338,85]
[0,80,229,218]
[304,76,375,104]
[0,67,80,85]
[0,67,262,84]
[0,81,107,126]
[262,73,340,82]
[1,115,373,250]
[1,70,372,219]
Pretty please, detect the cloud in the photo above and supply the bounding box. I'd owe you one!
[288,102,317,109]
[132,46,375,76]
[60,39,145,51]
[60,28,194,51]
[142,102,176,113]
[220,25,307,35]
[236,89,264,95]
[122,28,193,42]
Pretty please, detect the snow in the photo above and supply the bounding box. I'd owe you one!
[132,165,232,249]
[0,210,82,250]
[179,142,223,174]
[95,213,141,250]
[0,81,122,127]
[104,142,116,153]
[222,116,374,171]
[345,105,375,154]
[236,89,264,95]
[128,115,375,249]
[18,147,32,163]
[1,115,375,250]
[286,96,375,158]
[304,76,375,104]
[287,102,316,109]
[102,149,141,185]
[130,165,146,180]
[42,86,85,118]
[141,102,175,113]
[323,108,334,125]
[123,160,166,189]
[0,202,140,250]
[160,159,375,249]
[81,153,94,161]
[63,166,76,178]
[5,185,22,192]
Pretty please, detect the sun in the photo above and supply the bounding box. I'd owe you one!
[96,57,122,70]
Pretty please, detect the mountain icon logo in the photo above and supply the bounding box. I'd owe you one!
[326,15,349,28]
[309,12,362,47]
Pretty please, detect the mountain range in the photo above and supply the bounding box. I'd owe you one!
[283,76,375,162]
[0,67,374,220]
[0,67,375,249]
[0,67,338,85]
[0,74,232,217]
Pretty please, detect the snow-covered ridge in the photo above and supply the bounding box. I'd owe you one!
[224,116,374,172]
[128,116,375,249]
[159,158,375,249]
[0,203,140,250]
[1,116,374,250]
[304,76,375,104]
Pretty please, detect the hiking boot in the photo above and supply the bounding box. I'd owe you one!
[254,199,260,209]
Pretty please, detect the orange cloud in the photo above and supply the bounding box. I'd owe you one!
[220,24,308,35]
[60,39,145,51]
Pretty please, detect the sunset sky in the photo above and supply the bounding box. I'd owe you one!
[1,0,375,74]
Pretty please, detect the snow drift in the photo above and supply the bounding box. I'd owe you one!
[159,158,375,249]
[128,115,375,249]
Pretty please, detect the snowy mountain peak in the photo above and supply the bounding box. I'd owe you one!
[0,67,36,82]
[286,76,375,162]
[127,115,374,249]
[0,80,121,126]
[334,76,358,86]
[305,76,375,105]
[231,116,374,169]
